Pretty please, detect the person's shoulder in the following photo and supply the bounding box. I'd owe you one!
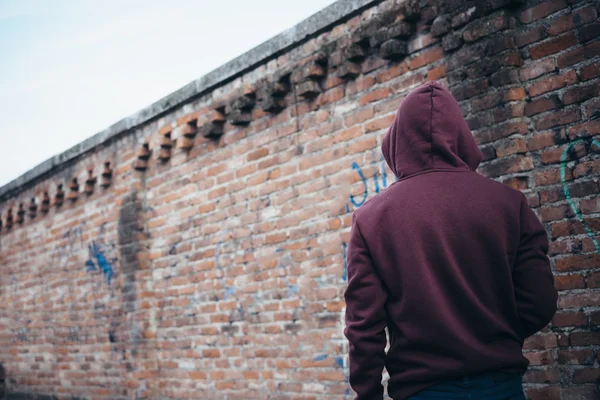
[352,183,397,220]
[473,171,526,202]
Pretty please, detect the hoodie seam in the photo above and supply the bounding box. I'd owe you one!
[395,168,473,183]
[429,85,434,169]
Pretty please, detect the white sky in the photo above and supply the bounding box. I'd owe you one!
[0,0,337,187]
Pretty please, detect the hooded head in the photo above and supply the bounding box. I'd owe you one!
[381,81,483,180]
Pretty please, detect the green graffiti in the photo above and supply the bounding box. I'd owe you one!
[560,139,600,253]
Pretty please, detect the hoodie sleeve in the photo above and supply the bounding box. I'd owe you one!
[513,194,558,338]
[344,213,388,400]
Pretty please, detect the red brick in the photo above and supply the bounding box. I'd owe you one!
[515,25,547,48]
[580,198,600,214]
[478,156,534,178]
[525,350,555,365]
[559,292,600,310]
[427,65,446,81]
[529,32,577,60]
[552,312,588,328]
[359,87,390,105]
[535,108,580,131]
[548,7,598,36]
[563,82,600,105]
[570,331,600,346]
[409,46,443,70]
[526,387,560,400]
[560,387,600,400]
[523,368,560,384]
[527,131,558,151]
[519,58,556,82]
[558,349,595,365]
[568,120,600,139]
[520,0,568,24]
[494,138,527,158]
[579,62,600,81]
[365,114,395,134]
[247,148,269,161]
[556,254,600,272]
[528,70,578,97]
[558,41,600,68]
[540,204,573,222]
[578,22,600,43]
[463,14,510,43]
[572,368,600,383]
[554,274,586,290]
[525,95,562,116]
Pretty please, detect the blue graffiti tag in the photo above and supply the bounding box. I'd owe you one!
[342,242,348,282]
[347,153,390,212]
[86,241,114,285]
[215,241,236,299]
[560,138,600,253]
[350,162,369,208]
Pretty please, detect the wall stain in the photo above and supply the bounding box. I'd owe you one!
[561,138,600,253]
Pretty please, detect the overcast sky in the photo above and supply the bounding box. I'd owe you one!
[0,0,337,187]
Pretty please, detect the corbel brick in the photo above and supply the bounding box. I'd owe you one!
[54,184,65,207]
[40,191,50,213]
[100,162,113,187]
[5,207,13,229]
[135,143,151,170]
[16,203,25,224]
[84,168,97,195]
[380,39,408,60]
[67,178,79,202]
[28,198,37,219]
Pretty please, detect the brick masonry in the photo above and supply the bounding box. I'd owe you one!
[0,0,599,399]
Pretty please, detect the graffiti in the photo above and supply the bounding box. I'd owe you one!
[13,320,31,342]
[215,241,237,300]
[65,326,87,343]
[276,248,299,298]
[85,241,115,285]
[561,138,600,253]
[346,152,391,212]
[342,242,348,282]
[310,353,351,398]
[52,223,86,266]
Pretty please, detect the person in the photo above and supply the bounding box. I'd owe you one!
[343,81,557,400]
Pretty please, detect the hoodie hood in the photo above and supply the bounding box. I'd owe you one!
[381,81,483,180]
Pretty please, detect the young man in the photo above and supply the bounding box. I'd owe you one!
[344,81,557,400]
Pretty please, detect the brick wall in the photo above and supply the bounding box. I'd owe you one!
[0,0,598,398]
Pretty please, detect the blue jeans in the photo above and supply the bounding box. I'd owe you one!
[407,372,526,399]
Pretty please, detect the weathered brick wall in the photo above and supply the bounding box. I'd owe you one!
[0,0,598,398]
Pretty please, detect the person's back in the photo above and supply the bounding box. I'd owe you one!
[344,81,558,400]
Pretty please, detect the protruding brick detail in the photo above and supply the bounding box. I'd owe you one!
[28,197,37,219]
[400,0,421,22]
[229,87,256,126]
[100,161,113,187]
[67,178,79,202]
[135,142,151,170]
[337,62,362,80]
[175,117,198,150]
[159,130,173,162]
[54,184,64,207]
[297,80,322,99]
[40,191,50,213]
[344,43,368,63]
[84,168,97,195]
[16,203,25,224]
[380,39,408,60]
[201,107,227,139]
[261,77,289,113]
[5,207,13,229]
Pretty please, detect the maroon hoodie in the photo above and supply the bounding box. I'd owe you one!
[344,81,557,400]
